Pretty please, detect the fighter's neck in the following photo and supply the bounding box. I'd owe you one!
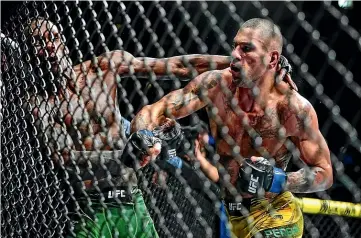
[234,73,275,112]
[253,72,276,107]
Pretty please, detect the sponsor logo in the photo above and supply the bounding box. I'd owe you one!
[248,174,259,194]
[270,214,284,220]
[263,226,300,238]
[107,190,126,199]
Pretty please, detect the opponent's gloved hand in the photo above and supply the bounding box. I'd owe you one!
[121,130,162,169]
[277,55,298,91]
[237,157,287,196]
[279,55,292,75]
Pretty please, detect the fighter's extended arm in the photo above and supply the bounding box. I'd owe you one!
[130,70,222,132]
[284,103,333,193]
[97,50,231,78]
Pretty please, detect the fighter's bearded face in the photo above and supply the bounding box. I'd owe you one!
[29,19,69,75]
[230,28,278,88]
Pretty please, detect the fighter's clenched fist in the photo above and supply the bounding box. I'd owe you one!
[122,130,162,168]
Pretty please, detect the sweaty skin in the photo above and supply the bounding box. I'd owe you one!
[26,19,231,167]
[131,27,333,199]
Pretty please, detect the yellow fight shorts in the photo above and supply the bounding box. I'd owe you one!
[227,191,304,238]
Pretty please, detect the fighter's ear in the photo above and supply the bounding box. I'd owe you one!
[269,51,279,69]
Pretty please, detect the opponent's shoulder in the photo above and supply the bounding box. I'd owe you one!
[74,50,135,72]
[278,91,318,136]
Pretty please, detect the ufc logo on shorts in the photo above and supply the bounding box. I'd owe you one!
[108,190,126,198]
[228,203,242,211]
[248,174,259,194]
[168,149,176,158]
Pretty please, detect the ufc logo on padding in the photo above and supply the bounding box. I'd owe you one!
[108,190,126,198]
[248,174,259,194]
[168,149,176,158]
[229,203,243,211]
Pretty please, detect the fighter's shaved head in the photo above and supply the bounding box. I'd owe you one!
[240,18,283,54]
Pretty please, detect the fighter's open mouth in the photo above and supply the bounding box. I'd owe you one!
[231,65,241,72]
[48,55,58,63]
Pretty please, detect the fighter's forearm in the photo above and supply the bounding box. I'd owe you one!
[285,167,332,193]
[134,55,231,78]
[130,105,166,132]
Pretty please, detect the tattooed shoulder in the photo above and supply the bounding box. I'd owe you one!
[202,70,222,89]
[278,92,315,136]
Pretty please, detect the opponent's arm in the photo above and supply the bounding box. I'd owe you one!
[134,54,231,78]
[284,104,333,193]
[96,50,231,78]
[131,70,222,132]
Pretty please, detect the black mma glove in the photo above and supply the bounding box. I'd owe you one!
[121,130,162,169]
[279,55,292,75]
[237,157,287,196]
[278,55,298,91]
[153,121,185,161]
[152,120,211,161]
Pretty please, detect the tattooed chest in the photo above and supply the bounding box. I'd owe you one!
[212,99,285,157]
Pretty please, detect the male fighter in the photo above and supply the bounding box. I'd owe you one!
[131,18,333,238]
[22,17,231,237]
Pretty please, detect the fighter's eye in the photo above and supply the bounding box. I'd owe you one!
[49,33,55,41]
[242,45,252,52]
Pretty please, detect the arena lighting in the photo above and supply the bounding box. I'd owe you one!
[338,0,353,9]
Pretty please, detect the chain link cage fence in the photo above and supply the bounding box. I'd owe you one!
[1,1,361,238]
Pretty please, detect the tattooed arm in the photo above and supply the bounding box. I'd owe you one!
[133,55,231,78]
[131,70,222,132]
[96,50,231,79]
[283,97,333,193]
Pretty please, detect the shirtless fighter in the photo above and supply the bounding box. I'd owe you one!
[23,17,231,238]
[131,18,333,238]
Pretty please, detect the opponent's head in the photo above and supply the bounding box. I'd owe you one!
[230,18,283,87]
[24,17,70,77]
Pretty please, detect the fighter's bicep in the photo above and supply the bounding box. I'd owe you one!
[296,132,329,166]
[289,105,331,170]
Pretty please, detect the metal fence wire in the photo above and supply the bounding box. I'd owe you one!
[1,1,361,238]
